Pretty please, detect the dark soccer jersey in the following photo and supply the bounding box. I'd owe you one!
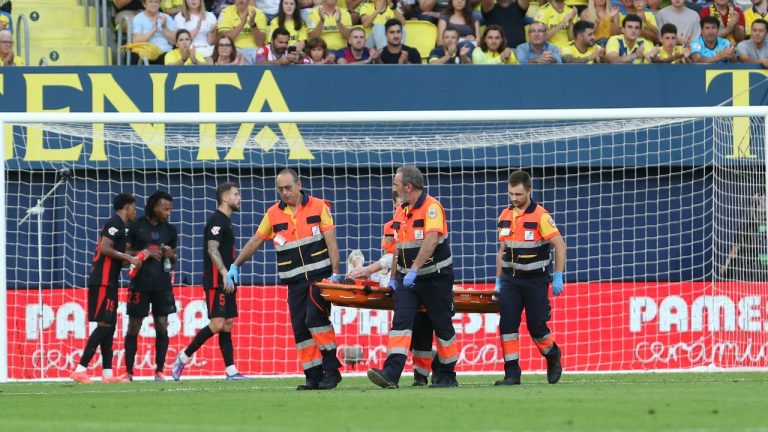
[87,214,129,288]
[203,210,236,289]
[128,216,178,292]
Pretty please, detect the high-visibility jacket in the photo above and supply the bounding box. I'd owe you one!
[498,199,559,276]
[393,192,452,278]
[266,193,333,284]
[381,220,396,255]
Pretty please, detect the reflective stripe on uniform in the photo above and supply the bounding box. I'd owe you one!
[504,240,548,249]
[309,325,337,350]
[396,234,449,251]
[501,259,550,271]
[397,257,453,276]
[501,333,520,361]
[436,335,458,364]
[278,258,331,280]
[274,234,324,252]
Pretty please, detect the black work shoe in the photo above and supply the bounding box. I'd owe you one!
[430,374,459,388]
[412,372,429,387]
[494,377,521,386]
[546,350,562,384]
[296,381,319,390]
[317,370,342,390]
[367,368,398,389]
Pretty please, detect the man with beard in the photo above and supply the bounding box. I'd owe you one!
[374,19,422,63]
[256,27,301,64]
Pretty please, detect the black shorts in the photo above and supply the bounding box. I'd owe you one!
[88,284,118,324]
[126,289,177,318]
[204,287,238,319]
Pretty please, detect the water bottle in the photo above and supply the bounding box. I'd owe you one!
[162,244,172,273]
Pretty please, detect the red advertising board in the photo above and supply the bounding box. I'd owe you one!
[6,282,768,380]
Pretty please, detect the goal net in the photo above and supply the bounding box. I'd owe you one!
[2,109,767,381]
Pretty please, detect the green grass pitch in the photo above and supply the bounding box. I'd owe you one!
[1,373,765,431]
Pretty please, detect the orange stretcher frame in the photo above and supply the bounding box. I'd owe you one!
[316,279,499,313]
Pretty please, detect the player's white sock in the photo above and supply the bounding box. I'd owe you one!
[102,368,113,378]
[179,351,191,363]
[75,365,87,373]
[225,365,238,376]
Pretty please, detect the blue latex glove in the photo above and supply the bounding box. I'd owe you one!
[227,264,240,286]
[328,274,343,283]
[552,272,564,297]
[403,269,418,288]
[494,277,502,293]
[387,278,399,292]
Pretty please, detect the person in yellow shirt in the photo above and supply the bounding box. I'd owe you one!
[0,30,23,66]
[161,0,185,15]
[535,0,579,47]
[745,0,768,33]
[360,0,406,48]
[165,29,208,64]
[648,23,690,62]
[580,0,620,44]
[604,14,650,62]
[218,0,268,64]
[308,0,353,41]
[620,0,658,42]
[268,0,308,51]
[561,20,604,62]
[471,25,519,63]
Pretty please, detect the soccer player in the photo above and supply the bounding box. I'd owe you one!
[122,190,179,382]
[71,194,140,383]
[227,169,344,390]
[171,182,252,381]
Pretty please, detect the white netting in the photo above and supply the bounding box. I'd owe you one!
[3,114,766,381]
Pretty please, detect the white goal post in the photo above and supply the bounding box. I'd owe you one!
[2,106,768,382]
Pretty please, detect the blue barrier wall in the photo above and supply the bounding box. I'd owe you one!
[1,65,766,287]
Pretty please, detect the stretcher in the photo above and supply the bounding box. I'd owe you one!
[316,279,499,313]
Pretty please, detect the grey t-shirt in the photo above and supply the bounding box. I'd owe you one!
[736,40,768,60]
[656,6,701,40]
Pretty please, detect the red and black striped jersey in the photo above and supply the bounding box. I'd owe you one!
[87,214,129,288]
[203,210,235,290]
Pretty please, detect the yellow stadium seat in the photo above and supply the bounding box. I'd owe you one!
[321,31,348,51]
[30,28,98,47]
[31,46,111,66]
[404,21,437,62]
[15,2,97,29]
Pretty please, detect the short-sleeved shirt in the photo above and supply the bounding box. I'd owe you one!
[656,5,701,40]
[605,35,650,63]
[218,5,268,49]
[655,45,686,63]
[88,215,129,288]
[132,11,178,52]
[516,42,562,63]
[482,1,528,48]
[359,3,397,25]
[471,48,519,64]
[379,45,422,63]
[744,6,768,33]
[203,210,235,290]
[534,2,576,47]
[560,41,598,63]
[619,10,657,33]
[336,47,372,63]
[268,17,308,45]
[164,48,207,64]
[174,12,218,47]
[128,216,178,292]
[736,39,768,60]
[499,207,560,242]
[255,198,334,240]
[690,36,733,62]
[307,8,353,34]
[428,46,463,64]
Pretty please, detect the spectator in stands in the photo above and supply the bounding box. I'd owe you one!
[162,0,185,15]
[745,0,768,34]
[308,0,353,41]
[211,34,248,63]
[471,25,518,63]
[211,0,235,16]
[482,0,528,48]
[429,27,472,63]
[561,20,604,62]
[373,18,422,63]
[517,21,563,62]
[302,36,337,62]
[621,0,657,42]
[401,0,444,24]
[604,13,650,62]
[132,0,179,64]
[737,18,768,64]
[257,0,281,22]
[360,0,406,49]
[580,0,620,45]
[0,9,11,33]
[648,23,691,62]
[218,0,268,64]
[174,0,218,58]
[535,0,578,47]
[256,27,302,63]
[437,0,481,47]
[114,0,144,28]
[269,0,308,52]
[700,0,745,45]
[165,29,208,63]
[336,27,376,63]
[0,30,22,66]
[691,15,737,62]
[656,0,701,43]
